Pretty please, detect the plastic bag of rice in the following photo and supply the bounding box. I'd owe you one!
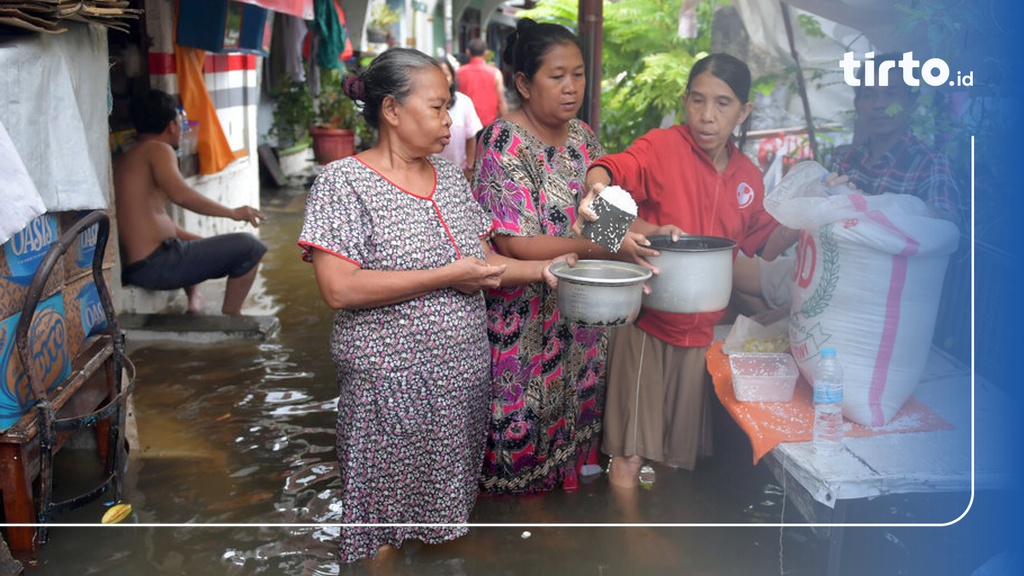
[581,185,638,251]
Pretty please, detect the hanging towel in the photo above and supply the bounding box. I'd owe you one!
[174,45,243,175]
[307,0,352,70]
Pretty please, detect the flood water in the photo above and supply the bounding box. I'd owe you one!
[16,188,1012,575]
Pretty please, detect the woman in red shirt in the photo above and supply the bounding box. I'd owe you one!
[582,53,790,487]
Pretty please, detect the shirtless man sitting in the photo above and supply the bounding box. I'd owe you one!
[114,89,267,315]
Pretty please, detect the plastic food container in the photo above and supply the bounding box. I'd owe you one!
[729,352,799,402]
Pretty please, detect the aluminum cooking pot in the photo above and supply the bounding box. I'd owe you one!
[642,235,737,313]
[550,260,652,327]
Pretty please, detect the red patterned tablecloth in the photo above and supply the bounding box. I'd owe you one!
[706,341,954,464]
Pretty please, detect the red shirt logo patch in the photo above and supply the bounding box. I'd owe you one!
[736,182,755,209]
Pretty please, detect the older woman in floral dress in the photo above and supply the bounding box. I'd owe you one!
[299,47,571,564]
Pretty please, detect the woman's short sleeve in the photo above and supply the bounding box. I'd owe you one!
[436,157,493,241]
[471,121,542,237]
[298,159,370,265]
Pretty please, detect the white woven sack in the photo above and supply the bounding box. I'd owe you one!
[765,162,960,426]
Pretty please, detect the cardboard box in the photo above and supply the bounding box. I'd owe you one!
[0,210,115,431]
[0,213,65,321]
[61,275,112,365]
[0,293,72,430]
[58,210,116,286]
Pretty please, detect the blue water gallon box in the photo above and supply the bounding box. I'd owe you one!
[177,0,272,56]
[0,294,72,431]
[1,213,63,323]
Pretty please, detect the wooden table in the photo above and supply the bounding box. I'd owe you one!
[711,330,1015,575]
[0,335,121,554]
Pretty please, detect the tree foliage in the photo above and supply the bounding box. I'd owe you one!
[518,0,718,153]
[889,0,1008,240]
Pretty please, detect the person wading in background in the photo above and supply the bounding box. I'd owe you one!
[457,37,509,130]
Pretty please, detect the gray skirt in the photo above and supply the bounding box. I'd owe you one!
[600,323,713,470]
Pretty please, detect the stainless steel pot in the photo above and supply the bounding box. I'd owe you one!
[642,235,737,313]
[550,260,652,326]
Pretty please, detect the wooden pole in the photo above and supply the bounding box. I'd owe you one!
[578,0,602,131]
[780,1,819,160]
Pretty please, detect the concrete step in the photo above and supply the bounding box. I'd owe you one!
[118,313,279,344]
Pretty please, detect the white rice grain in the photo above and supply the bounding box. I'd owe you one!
[599,185,637,216]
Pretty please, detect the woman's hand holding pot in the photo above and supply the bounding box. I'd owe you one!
[541,252,579,289]
[617,223,687,274]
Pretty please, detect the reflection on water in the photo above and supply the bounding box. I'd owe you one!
[20,191,996,575]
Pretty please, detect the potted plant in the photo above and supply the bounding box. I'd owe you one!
[353,115,376,152]
[366,2,400,44]
[309,69,361,164]
[269,78,315,151]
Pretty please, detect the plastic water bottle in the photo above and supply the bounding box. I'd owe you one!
[176,106,189,156]
[812,348,844,455]
[638,464,656,488]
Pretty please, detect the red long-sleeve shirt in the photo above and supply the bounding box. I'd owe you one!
[591,125,778,347]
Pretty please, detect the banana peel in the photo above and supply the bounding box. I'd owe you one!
[101,503,133,524]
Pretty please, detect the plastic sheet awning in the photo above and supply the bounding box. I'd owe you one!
[234,0,314,20]
[0,26,109,234]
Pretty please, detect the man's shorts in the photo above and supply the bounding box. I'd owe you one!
[121,233,267,291]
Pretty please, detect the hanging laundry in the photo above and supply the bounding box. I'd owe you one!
[280,13,309,83]
[175,45,244,175]
[306,0,353,70]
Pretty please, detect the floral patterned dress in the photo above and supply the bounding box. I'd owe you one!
[298,156,491,562]
[472,118,607,493]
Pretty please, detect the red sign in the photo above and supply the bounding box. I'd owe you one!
[795,234,816,290]
[233,0,313,20]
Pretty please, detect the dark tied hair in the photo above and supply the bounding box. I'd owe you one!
[502,17,583,99]
[687,53,753,149]
[130,89,179,135]
[342,47,450,130]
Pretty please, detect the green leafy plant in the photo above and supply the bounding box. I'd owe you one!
[352,119,376,152]
[369,2,400,34]
[518,0,718,153]
[269,78,315,148]
[314,69,361,130]
[313,68,376,152]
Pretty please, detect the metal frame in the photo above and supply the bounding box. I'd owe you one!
[12,210,136,546]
